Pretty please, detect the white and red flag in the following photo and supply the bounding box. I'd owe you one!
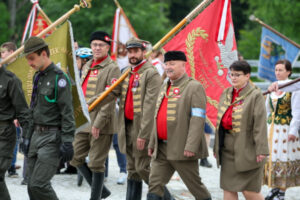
[111,6,138,70]
[21,0,52,44]
[163,0,238,127]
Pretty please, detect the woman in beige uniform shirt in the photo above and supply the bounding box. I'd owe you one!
[214,60,269,200]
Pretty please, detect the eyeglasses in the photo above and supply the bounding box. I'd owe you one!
[229,73,244,78]
[91,43,108,48]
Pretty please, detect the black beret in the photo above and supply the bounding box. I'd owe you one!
[164,51,187,62]
[90,31,111,45]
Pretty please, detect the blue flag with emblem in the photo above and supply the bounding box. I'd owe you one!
[258,27,300,82]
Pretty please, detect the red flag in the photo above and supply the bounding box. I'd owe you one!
[21,2,52,44]
[31,13,51,37]
[163,0,238,127]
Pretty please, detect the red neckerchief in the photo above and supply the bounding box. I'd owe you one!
[82,56,108,96]
[124,60,146,120]
[156,84,171,140]
[221,87,243,130]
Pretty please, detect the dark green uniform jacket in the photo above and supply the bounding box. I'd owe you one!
[31,63,75,142]
[0,66,29,128]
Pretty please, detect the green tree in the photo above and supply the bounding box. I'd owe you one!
[237,0,300,59]
[36,0,171,47]
[0,2,11,44]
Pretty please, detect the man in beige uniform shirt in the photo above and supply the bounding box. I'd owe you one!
[70,31,121,200]
[118,37,176,200]
[147,51,211,200]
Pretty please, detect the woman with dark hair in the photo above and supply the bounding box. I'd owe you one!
[264,59,300,200]
[214,60,269,200]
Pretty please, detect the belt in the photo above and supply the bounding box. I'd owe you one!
[0,120,12,125]
[34,125,60,132]
[158,139,167,144]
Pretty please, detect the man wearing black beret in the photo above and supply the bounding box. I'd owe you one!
[70,31,121,200]
[147,51,211,200]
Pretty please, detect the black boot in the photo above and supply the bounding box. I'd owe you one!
[200,158,212,168]
[77,172,83,186]
[126,179,134,200]
[77,163,111,199]
[77,163,92,184]
[90,172,105,200]
[126,179,142,200]
[101,185,111,199]
[147,193,163,200]
[163,187,175,200]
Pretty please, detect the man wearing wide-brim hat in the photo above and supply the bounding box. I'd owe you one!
[21,36,75,200]
[147,51,211,200]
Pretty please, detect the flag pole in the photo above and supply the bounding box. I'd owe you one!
[88,0,214,112]
[36,4,54,26]
[263,77,300,95]
[0,2,92,66]
[249,15,300,49]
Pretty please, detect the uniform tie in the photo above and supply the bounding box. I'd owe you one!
[30,71,44,108]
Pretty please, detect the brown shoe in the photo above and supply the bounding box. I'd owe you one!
[15,165,21,170]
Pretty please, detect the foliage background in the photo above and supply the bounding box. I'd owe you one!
[1,0,300,59]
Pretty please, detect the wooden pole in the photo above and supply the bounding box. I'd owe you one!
[88,0,214,111]
[0,4,81,66]
[267,112,275,187]
[263,77,300,95]
[36,4,54,26]
[250,15,300,49]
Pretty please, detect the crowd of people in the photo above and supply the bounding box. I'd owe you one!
[0,30,299,200]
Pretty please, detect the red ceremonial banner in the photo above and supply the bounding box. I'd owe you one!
[163,0,237,127]
[32,13,52,37]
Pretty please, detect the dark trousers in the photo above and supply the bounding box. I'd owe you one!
[27,129,61,200]
[0,122,16,200]
[11,127,21,168]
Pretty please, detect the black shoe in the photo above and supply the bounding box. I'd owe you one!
[200,158,212,168]
[21,178,28,185]
[265,188,280,200]
[273,190,285,200]
[62,165,77,174]
[8,166,19,178]
[147,193,163,200]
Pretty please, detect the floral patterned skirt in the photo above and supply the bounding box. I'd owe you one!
[264,124,300,188]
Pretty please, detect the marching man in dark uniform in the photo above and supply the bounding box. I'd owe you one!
[147,51,211,200]
[0,62,30,200]
[22,36,75,200]
[70,31,120,200]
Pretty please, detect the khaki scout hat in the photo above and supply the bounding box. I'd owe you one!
[24,36,48,56]
[125,37,149,50]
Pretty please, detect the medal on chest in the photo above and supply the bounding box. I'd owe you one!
[172,88,181,98]
[131,73,140,92]
[90,69,98,77]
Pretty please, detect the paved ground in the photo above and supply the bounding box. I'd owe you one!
[6,148,299,200]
